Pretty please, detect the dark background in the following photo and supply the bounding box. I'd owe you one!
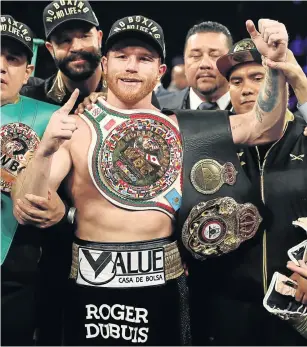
[2,0,307,90]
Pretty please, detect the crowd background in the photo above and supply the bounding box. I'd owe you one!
[2,0,307,108]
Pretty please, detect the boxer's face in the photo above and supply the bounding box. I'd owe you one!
[229,62,265,114]
[103,38,166,105]
[46,22,103,82]
[0,39,34,106]
[185,32,229,99]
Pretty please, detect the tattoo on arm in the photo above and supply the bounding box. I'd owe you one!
[256,68,279,119]
[255,104,264,123]
[231,123,242,131]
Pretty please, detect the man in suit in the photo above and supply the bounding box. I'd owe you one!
[158,21,233,111]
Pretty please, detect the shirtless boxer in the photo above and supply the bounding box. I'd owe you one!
[12,15,289,346]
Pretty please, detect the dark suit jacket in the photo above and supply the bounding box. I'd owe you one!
[154,84,172,98]
[158,87,233,111]
[158,87,190,109]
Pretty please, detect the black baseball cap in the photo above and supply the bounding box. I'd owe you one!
[0,15,33,58]
[216,38,262,80]
[43,0,99,39]
[105,15,166,62]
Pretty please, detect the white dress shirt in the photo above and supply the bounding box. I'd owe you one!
[189,88,231,110]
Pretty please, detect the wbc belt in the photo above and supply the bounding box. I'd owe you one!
[80,98,183,218]
[1,96,59,265]
[172,109,263,260]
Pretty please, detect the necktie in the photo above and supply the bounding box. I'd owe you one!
[197,101,218,110]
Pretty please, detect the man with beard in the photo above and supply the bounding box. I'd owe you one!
[21,0,106,112]
[16,1,105,343]
[13,14,290,345]
[158,21,232,111]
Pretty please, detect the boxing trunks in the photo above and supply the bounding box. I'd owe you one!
[64,236,190,346]
[1,96,59,345]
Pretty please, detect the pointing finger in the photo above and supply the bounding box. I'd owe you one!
[246,20,260,39]
[61,88,79,114]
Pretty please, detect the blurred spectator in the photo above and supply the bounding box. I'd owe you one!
[167,64,188,92]
[154,78,171,98]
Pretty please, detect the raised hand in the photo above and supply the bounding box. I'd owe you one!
[246,19,288,62]
[39,89,79,157]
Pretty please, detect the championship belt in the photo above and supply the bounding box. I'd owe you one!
[182,197,261,259]
[173,109,263,260]
[80,98,182,218]
[1,96,59,265]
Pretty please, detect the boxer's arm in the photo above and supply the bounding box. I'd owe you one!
[267,49,307,107]
[230,67,287,145]
[11,90,78,209]
[11,143,72,226]
[11,141,72,208]
[266,48,307,123]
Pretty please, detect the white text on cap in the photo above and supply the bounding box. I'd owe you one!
[45,0,90,23]
[1,17,31,41]
[113,16,161,40]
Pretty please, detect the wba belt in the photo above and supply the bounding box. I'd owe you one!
[1,96,59,265]
[80,98,183,218]
[69,237,184,288]
[172,109,263,260]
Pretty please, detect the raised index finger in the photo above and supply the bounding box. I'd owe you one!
[246,20,260,40]
[61,88,80,114]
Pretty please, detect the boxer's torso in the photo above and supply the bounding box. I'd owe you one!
[68,100,182,242]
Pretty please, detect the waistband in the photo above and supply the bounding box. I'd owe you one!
[70,236,184,288]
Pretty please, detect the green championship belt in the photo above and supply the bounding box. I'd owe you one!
[1,95,59,265]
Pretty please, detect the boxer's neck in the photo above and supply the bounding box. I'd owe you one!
[106,90,156,111]
[61,65,103,96]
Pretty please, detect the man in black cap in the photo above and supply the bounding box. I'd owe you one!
[21,0,106,111]
[0,14,63,346]
[14,15,191,346]
[12,2,104,343]
[14,14,291,346]
[219,39,307,344]
[183,38,307,346]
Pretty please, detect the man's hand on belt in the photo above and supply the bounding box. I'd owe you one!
[288,260,307,305]
[74,92,106,115]
[13,189,66,229]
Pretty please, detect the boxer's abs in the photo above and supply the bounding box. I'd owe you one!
[70,178,173,242]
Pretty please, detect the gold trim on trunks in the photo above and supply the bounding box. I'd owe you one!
[190,159,238,195]
[69,241,184,282]
[182,197,262,260]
